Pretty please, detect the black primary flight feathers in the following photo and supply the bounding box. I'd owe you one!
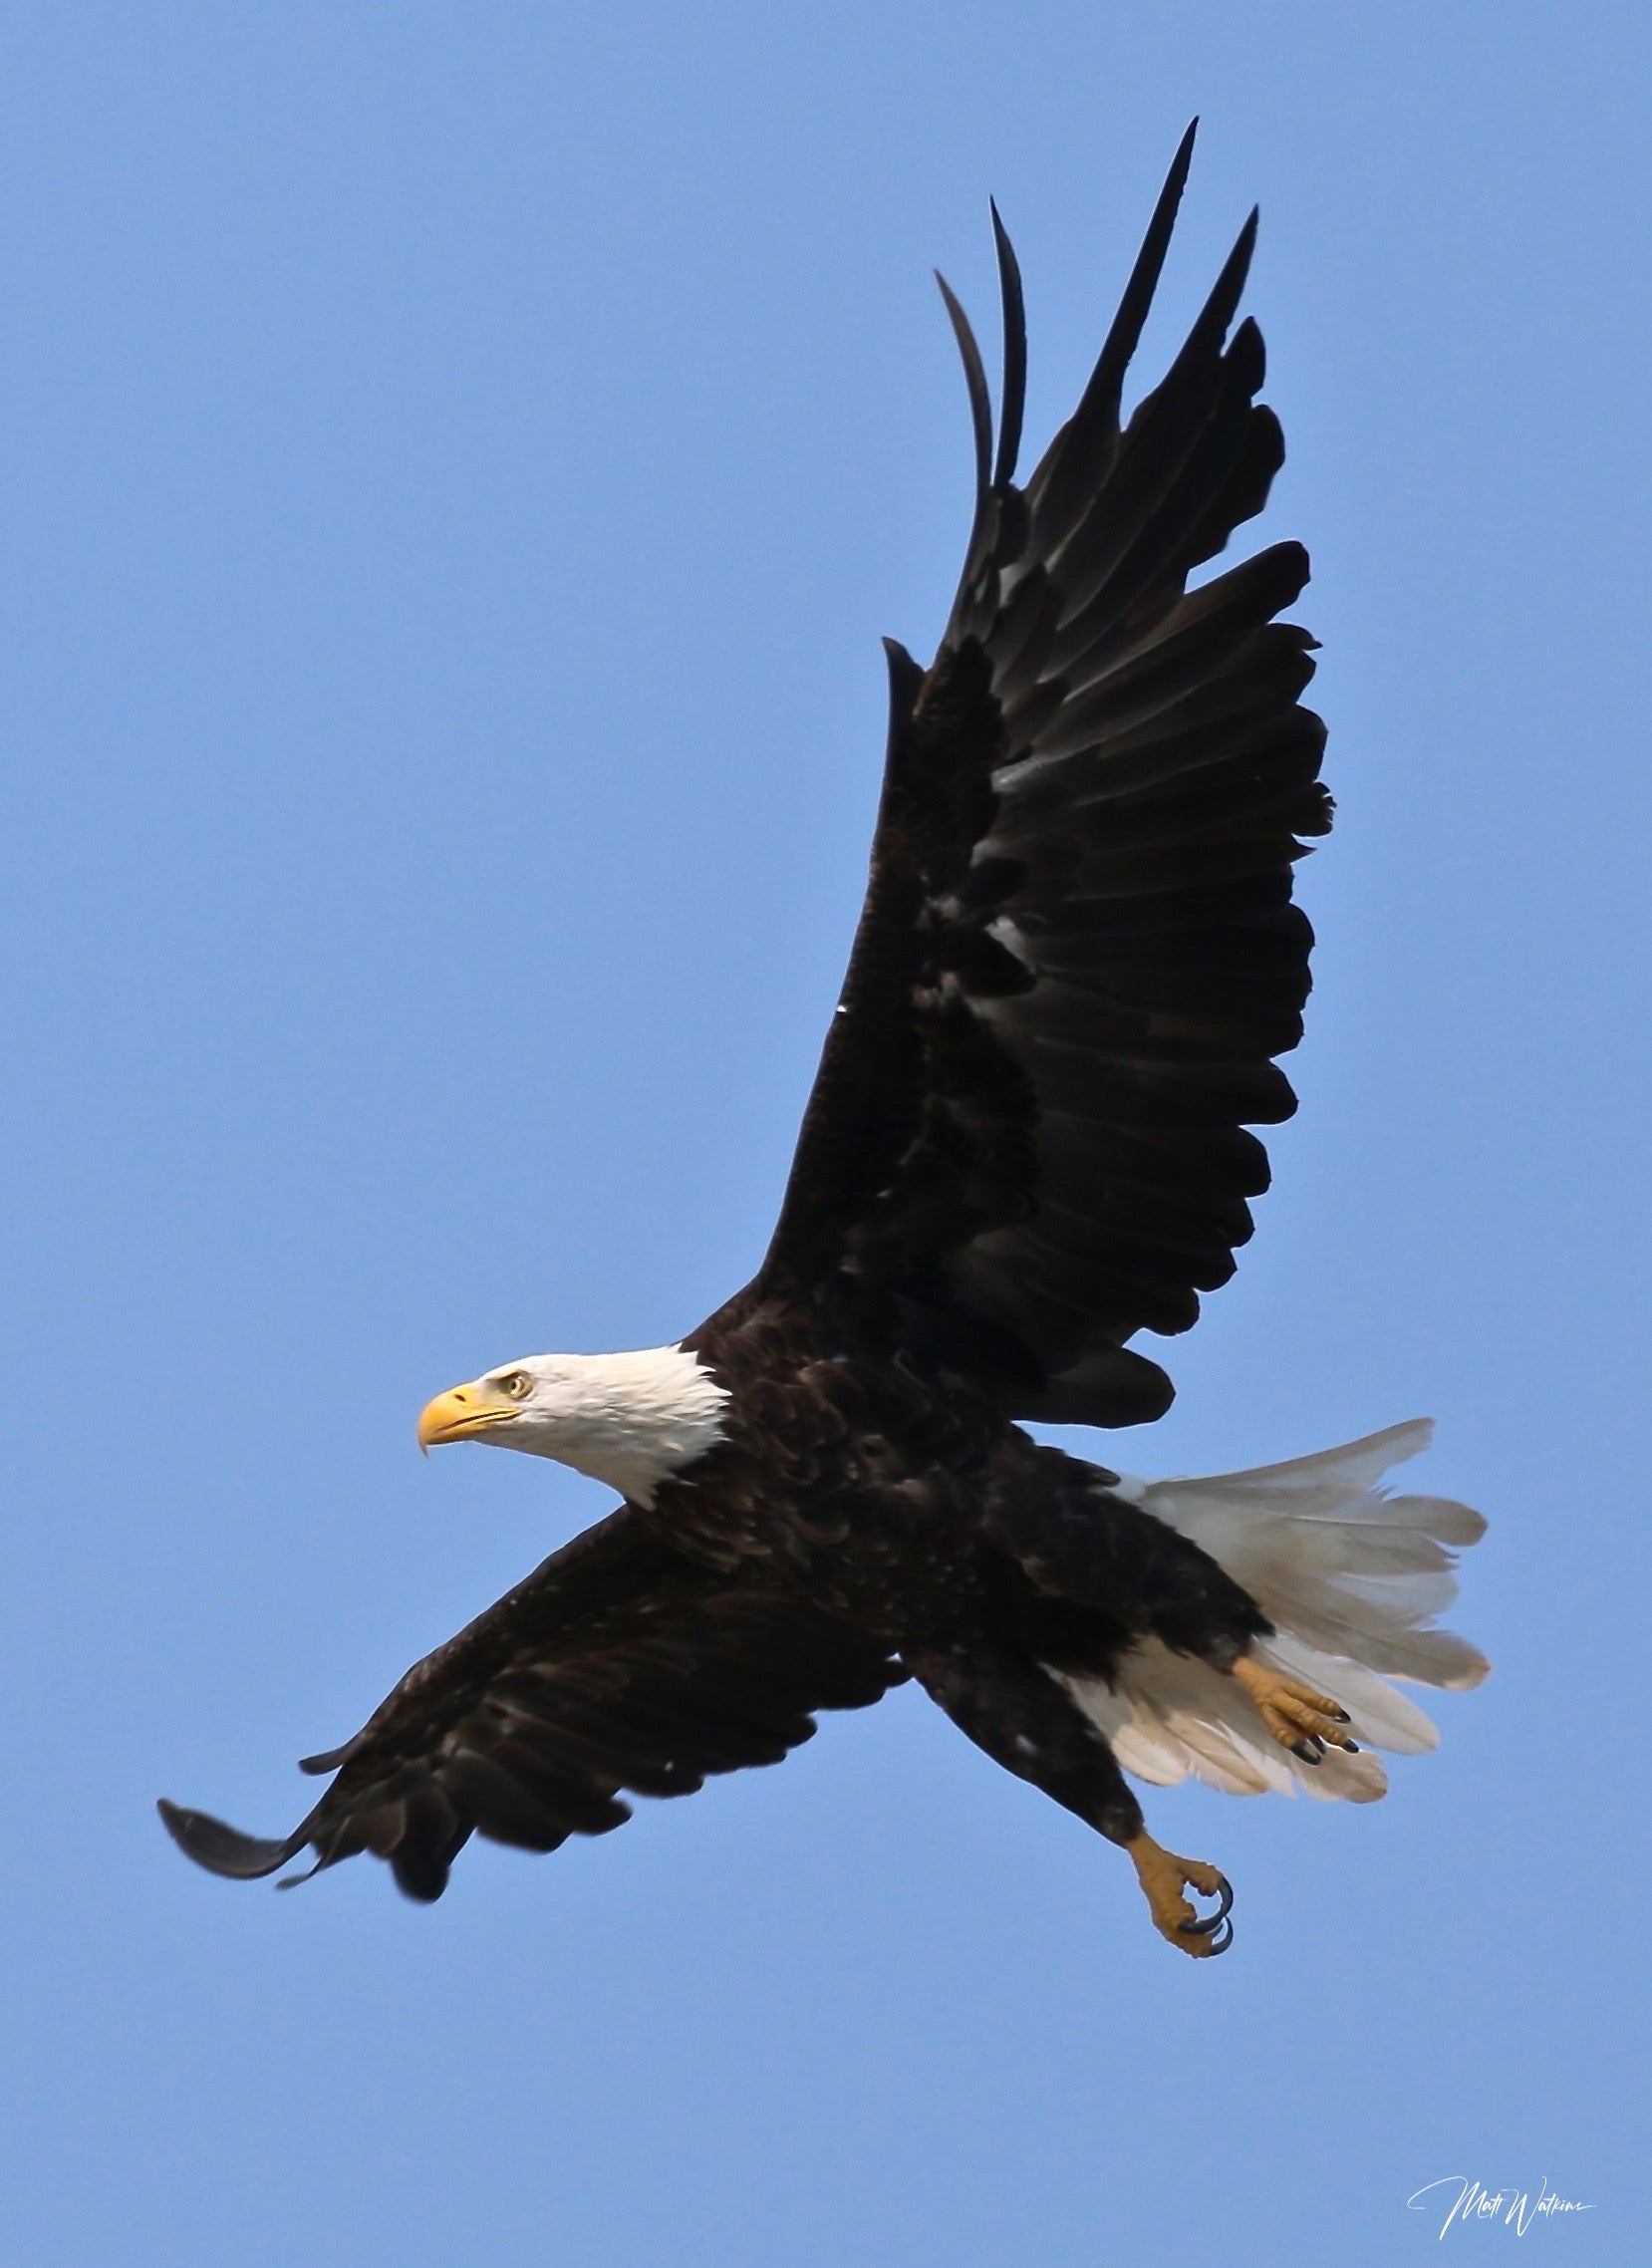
[763,123,1323,1428]
[162,132,1487,1958]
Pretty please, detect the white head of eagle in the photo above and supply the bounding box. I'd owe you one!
[416,1346,730,1506]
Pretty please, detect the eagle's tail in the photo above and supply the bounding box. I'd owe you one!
[1055,1422,1489,1803]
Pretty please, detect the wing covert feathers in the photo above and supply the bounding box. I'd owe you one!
[160,1510,907,1901]
[765,128,1327,1426]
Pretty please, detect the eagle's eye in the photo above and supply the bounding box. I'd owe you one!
[499,1371,533,1401]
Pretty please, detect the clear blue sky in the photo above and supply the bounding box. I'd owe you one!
[1,6,1644,2262]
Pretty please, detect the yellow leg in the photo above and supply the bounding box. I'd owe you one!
[1124,1832,1234,1957]
[1231,1653,1358,1761]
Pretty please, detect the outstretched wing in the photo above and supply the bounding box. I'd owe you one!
[759,127,1328,1427]
[159,1508,906,1901]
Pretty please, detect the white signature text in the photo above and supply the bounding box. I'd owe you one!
[1408,2176,1596,2238]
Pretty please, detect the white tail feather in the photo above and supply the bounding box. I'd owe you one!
[1053,1422,1489,1804]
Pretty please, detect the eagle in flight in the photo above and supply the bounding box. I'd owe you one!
[161,128,1488,1958]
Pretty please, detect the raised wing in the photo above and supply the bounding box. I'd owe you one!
[159,1508,905,1901]
[760,127,1328,1427]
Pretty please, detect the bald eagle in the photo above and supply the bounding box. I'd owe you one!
[160,128,1487,1958]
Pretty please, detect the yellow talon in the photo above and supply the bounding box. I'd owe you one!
[1125,1833,1234,1957]
[1232,1654,1358,1753]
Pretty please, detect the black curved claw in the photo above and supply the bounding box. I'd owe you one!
[1331,1707,1352,1724]
[1202,1915,1235,1955]
[1290,1739,1322,1766]
[1180,1871,1235,1935]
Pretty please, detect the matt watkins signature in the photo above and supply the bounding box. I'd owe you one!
[1408,2176,1596,2238]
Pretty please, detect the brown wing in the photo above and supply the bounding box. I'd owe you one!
[159,1508,906,1901]
[759,127,1328,1427]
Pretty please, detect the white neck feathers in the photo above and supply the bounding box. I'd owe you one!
[516,1345,729,1506]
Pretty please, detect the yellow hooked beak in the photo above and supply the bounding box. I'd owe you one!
[416,1378,521,1453]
